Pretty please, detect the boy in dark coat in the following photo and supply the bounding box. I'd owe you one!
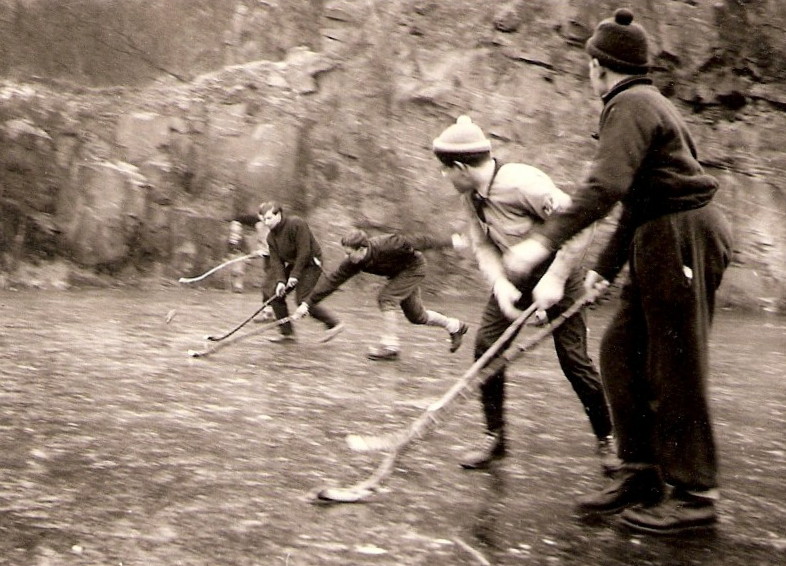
[260,201,343,343]
[503,9,733,534]
[295,229,468,360]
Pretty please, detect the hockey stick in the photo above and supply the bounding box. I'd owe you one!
[178,253,257,284]
[188,316,293,358]
[205,295,279,342]
[346,303,539,453]
[310,289,599,503]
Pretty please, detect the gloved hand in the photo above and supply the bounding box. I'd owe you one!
[532,272,567,311]
[293,302,310,320]
[583,270,610,300]
[286,276,298,290]
[492,277,523,320]
[275,281,287,297]
[503,238,552,282]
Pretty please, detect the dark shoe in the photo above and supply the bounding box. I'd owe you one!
[460,432,506,470]
[318,323,345,343]
[597,435,622,477]
[367,345,399,361]
[268,333,296,343]
[619,492,717,535]
[576,466,663,516]
[449,322,469,353]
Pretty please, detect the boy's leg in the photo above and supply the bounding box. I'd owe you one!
[297,264,342,337]
[548,273,613,442]
[399,286,467,351]
[460,294,522,469]
[368,269,424,358]
[230,260,245,293]
[548,292,618,475]
[575,286,664,515]
[265,272,294,338]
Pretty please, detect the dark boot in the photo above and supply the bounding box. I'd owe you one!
[576,466,664,516]
[460,431,506,470]
[619,490,717,535]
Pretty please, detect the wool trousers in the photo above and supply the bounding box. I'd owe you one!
[601,203,732,491]
[268,262,340,334]
[474,268,612,441]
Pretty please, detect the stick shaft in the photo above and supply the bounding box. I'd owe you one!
[349,289,601,454]
[178,253,257,284]
[207,294,278,342]
[316,290,601,502]
[190,316,292,358]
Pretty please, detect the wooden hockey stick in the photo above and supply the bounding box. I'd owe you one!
[178,253,257,284]
[345,303,538,453]
[188,316,293,358]
[310,290,599,503]
[205,295,279,342]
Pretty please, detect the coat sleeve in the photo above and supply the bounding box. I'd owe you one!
[305,259,361,306]
[464,197,506,288]
[535,97,655,249]
[401,233,453,251]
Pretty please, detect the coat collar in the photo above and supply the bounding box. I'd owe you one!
[602,75,652,105]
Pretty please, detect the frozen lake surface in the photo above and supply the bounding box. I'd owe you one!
[0,288,784,565]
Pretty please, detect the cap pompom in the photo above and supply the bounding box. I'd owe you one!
[432,115,492,155]
[614,8,634,26]
[585,8,649,74]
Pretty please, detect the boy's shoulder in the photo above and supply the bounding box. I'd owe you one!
[495,162,557,191]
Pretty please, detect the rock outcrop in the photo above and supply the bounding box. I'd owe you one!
[0,0,783,311]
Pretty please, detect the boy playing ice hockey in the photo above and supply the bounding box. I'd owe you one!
[295,229,468,360]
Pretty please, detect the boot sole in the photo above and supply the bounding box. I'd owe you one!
[575,502,633,517]
[617,515,717,536]
[459,454,505,470]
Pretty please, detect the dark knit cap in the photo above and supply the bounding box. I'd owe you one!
[586,8,650,74]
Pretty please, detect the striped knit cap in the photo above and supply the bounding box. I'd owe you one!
[432,116,492,156]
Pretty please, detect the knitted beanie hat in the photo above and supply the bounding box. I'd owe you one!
[432,116,492,157]
[586,8,649,74]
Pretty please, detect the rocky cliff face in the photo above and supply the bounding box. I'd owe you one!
[0,0,784,311]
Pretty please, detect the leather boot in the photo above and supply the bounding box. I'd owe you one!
[460,431,506,470]
[576,466,664,516]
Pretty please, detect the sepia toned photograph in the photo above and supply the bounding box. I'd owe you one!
[0,1,784,564]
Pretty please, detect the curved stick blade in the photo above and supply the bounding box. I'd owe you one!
[309,486,376,504]
[345,433,402,453]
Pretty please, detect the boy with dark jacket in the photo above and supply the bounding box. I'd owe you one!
[295,229,468,360]
[260,201,343,343]
[502,9,733,534]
